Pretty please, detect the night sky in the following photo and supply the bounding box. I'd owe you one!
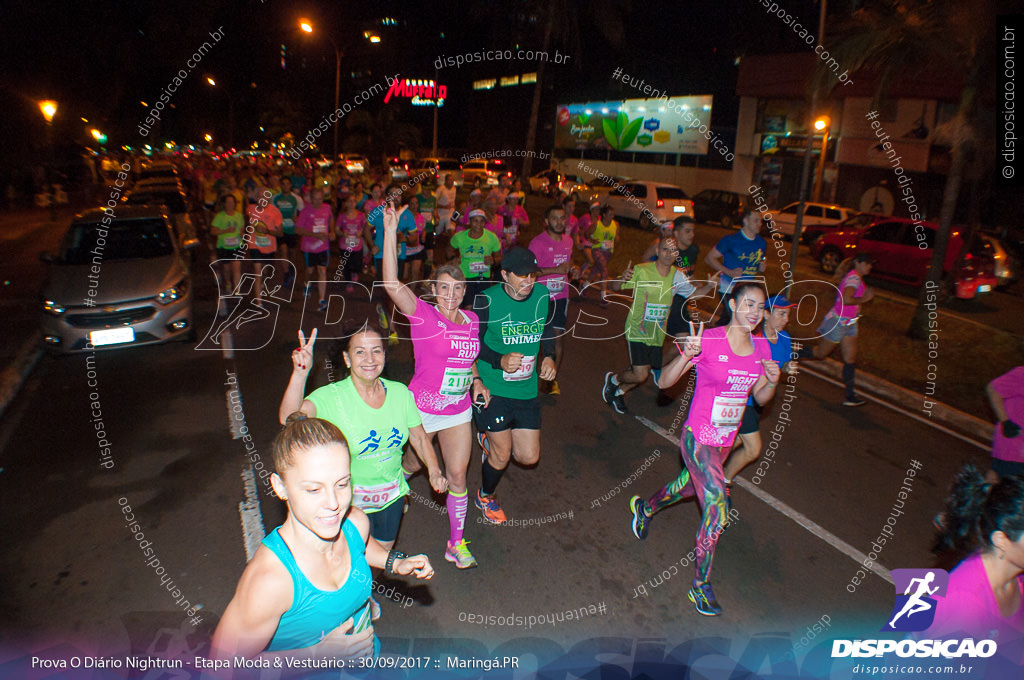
[0,0,845,173]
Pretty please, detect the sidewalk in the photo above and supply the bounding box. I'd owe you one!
[802,359,992,447]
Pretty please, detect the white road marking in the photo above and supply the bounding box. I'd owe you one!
[224,373,265,561]
[239,465,265,561]
[634,415,893,585]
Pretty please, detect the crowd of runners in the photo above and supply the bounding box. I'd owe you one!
[115,154,1023,665]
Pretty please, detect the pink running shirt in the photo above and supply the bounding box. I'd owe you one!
[920,552,1024,663]
[407,298,480,416]
[832,269,865,318]
[337,212,364,252]
[686,326,771,448]
[529,230,573,301]
[296,203,332,253]
[991,367,1024,463]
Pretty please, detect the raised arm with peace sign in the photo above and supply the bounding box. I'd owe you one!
[279,328,320,424]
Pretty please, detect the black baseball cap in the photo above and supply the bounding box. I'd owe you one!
[500,247,541,275]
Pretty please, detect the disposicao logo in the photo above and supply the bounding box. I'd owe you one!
[831,568,998,660]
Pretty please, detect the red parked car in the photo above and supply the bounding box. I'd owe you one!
[811,215,999,299]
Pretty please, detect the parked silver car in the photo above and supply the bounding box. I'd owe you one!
[40,206,194,353]
[124,187,200,255]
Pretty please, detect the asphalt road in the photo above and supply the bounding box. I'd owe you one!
[0,253,992,669]
[0,189,1012,677]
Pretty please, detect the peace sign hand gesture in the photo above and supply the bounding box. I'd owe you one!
[291,328,318,376]
[676,319,703,359]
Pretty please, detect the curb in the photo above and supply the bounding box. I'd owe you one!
[0,334,44,422]
[802,358,993,445]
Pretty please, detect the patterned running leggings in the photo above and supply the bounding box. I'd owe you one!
[643,426,729,583]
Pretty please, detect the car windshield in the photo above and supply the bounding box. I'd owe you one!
[126,192,187,213]
[656,187,689,200]
[437,161,461,170]
[60,218,174,264]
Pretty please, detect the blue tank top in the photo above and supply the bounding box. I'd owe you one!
[263,519,380,654]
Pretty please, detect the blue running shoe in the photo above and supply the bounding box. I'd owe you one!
[629,495,650,540]
[688,580,722,616]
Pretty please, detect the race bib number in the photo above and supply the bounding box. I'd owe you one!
[469,260,489,274]
[440,366,473,396]
[504,226,518,236]
[546,278,566,293]
[255,235,272,248]
[710,396,747,428]
[352,600,373,633]
[312,220,328,233]
[602,240,614,250]
[282,218,294,228]
[222,236,240,248]
[643,303,669,323]
[502,355,536,381]
[354,479,402,511]
[345,235,361,249]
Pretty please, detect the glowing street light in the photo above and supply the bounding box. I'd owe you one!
[205,75,234,147]
[299,20,313,33]
[38,100,58,123]
[204,133,213,143]
[812,117,831,202]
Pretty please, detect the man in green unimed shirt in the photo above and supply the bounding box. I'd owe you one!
[472,247,557,524]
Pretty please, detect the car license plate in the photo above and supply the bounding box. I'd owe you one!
[90,327,135,346]
[673,205,686,213]
[978,284,992,293]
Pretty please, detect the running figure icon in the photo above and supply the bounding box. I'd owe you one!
[888,571,940,628]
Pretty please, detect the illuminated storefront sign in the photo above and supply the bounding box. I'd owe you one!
[384,78,447,106]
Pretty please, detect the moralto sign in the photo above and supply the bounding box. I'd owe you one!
[384,78,447,107]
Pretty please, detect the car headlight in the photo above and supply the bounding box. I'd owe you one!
[156,279,189,305]
[43,299,66,315]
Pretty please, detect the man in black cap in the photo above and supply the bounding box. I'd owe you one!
[472,247,558,524]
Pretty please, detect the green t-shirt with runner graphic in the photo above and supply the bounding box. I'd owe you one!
[622,262,679,346]
[306,377,420,513]
[451,229,501,280]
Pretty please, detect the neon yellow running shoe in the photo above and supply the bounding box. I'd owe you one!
[445,539,479,569]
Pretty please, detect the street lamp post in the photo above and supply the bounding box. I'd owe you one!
[206,77,235,149]
[812,117,831,203]
[38,100,58,220]
[788,0,828,273]
[300,20,342,159]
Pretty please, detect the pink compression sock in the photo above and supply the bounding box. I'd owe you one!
[447,490,468,544]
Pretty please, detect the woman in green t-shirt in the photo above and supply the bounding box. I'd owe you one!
[279,324,447,550]
[585,204,619,306]
[210,194,244,294]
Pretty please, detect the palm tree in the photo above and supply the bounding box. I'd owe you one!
[823,0,1001,339]
[519,0,627,179]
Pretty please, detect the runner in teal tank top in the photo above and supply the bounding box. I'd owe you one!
[210,414,435,664]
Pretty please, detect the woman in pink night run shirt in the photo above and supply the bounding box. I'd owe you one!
[380,201,489,570]
[628,281,780,617]
[924,466,1024,665]
[497,191,529,252]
